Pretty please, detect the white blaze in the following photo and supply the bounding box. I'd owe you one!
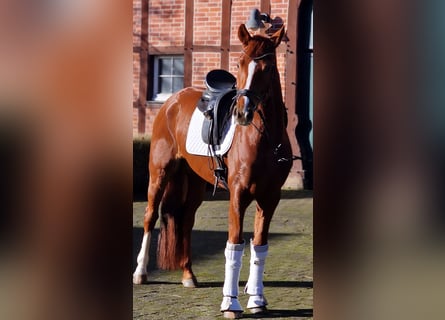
[243,60,257,108]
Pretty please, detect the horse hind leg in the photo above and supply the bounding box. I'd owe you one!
[157,160,206,288]
[133,161,174,285]
[179,166,206,287]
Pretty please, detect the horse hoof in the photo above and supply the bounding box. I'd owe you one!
[246,295,268,313]
[133,274,147,285]
[223,311,243,319]
[248,306,267,314]
[181,277,197,288]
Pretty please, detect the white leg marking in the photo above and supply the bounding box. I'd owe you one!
[133,232,151,282]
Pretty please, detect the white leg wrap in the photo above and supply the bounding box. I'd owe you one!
[220,241,245,312]
[220,296,243,312]
[247,295,268,309]
[245,240,268,297]
[133,233,151,278]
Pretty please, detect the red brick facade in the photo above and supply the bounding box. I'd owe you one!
[133,0,304,187]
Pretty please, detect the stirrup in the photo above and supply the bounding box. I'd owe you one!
[212,166,228,195]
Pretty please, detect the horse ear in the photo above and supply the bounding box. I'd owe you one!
[270,25,286,48]
[238,24,251,46]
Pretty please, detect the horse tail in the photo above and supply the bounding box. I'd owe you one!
[157,207,183,270]
[157,175,186,270]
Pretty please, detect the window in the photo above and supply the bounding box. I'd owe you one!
[151,56,184,102]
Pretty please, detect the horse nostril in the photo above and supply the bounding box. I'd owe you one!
[235,111,244,121]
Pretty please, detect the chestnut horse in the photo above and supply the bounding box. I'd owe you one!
[133,24,292,318]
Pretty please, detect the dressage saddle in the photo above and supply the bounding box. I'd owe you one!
[197,69,237,151]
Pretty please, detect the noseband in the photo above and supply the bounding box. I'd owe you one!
[233,89,262,111]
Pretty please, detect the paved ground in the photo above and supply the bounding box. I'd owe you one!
[133,189,313,319]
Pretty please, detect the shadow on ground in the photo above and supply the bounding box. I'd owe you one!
[132,227,302,271]
[141,280,312,289]
[205,189,313,201]
[197,280,313,289]
[242,308,313,318]
[134,188,313,202]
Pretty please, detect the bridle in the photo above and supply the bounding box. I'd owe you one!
[242,49,276,61]
[232,50,276,114]
[231,48,301,163]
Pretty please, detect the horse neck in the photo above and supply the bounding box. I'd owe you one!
[257,71,287,141]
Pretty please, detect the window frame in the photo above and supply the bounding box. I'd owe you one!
[151,55,184,102]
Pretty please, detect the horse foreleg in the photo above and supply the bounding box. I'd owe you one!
[220,241,245,318]
[245,239,269,313]
[244,197,279,313]
[220,191,251,319]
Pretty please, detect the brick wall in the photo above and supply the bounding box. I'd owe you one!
[230,0,260,44]
[148,0,185,47]
[133,0,304,188]
[192,52,221,87]
[194,0,222,47]
[133,0,295,123]
[133,0,142,48]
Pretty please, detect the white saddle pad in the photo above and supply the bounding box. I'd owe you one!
[186,107,236,156]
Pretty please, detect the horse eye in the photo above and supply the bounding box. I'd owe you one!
[236,63,239,69]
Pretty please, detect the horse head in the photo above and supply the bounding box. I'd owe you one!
[233,23,285,126]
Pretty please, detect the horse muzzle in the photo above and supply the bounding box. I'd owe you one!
[234,100,254,126]
[233,92,258,126]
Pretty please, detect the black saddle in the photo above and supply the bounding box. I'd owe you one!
[197,69,237,150]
